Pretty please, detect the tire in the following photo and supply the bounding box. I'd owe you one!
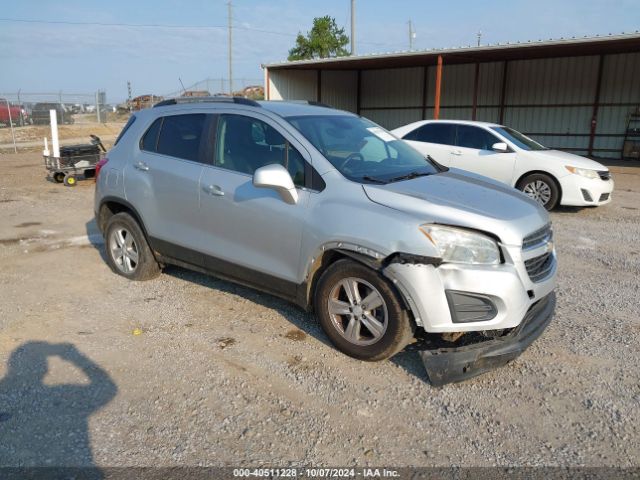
[104,212,160,281]
[517,173,560,211]
[314,259,415,361]
[63,175,77,187]
[53,172,65,183]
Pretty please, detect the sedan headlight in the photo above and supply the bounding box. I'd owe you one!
[565,166,599,179]
[419,225,500,265]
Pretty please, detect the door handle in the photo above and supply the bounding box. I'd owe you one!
[451,150,462,156]
[134,161,149,171]
[203,184,225,196]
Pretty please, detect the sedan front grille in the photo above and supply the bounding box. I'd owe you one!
[522,224,552,251]
[525,252,555,283]
[598,171,611,181]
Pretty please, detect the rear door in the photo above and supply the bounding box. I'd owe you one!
[197,111,311,294]
[401,122,457,166]
[450,124,517,184]
[124,112,212,263]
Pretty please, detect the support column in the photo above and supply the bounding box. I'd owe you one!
[472,62,480,121]
[317,70,322,103]
[356,70,362,115]
[499,61,509,124]
[421,65,428,120]
[588,55,604,157]
[434,55,443,119]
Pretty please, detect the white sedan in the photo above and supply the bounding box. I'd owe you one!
[391,120,614,210]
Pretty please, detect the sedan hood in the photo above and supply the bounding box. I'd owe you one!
[525,149,608,170]
[363,169,549,245]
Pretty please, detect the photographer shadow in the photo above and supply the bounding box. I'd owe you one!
[0,342,117,477]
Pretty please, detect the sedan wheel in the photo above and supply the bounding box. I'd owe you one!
[327,277,388,346]
[523,180,552,206]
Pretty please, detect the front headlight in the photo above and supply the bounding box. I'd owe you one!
[419,225,500,265]
[565,166,600,179]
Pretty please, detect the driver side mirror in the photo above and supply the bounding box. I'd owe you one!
[253,163,299,205]
[492,142,509,153]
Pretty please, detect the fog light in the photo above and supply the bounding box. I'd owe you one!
[446,291,498,323]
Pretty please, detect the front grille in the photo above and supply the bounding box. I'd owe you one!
[525,252,554,283]
[522,224,552,250]
[599,193,610,202]
[598,170,611,181]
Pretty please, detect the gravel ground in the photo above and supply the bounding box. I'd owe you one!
[0,152,638,469]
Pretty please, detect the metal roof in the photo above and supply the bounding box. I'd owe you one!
[263,32,640,70]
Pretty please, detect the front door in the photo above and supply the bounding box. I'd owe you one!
[197,112,310,296]
[450,124,517,184]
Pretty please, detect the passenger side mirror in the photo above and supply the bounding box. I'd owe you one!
[253,163,299,205]
[492,142,509,152]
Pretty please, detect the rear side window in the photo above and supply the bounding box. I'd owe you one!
[114,116,136,146]
[156,114,207,162]
[456,125,499,151]
[140,118,162,152]
[404,123,455,146]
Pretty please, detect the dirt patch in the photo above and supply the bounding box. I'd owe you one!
[216,337,236,349]
[284,329,306,341]
[14,222,42,228]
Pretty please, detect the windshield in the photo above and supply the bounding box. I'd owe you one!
[491,126,548,151]
[286,115,440,183]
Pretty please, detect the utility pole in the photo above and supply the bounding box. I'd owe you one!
[408,20,415,50]
[477,30,482,47]
[228,0,233,95]
[127,81,132,111]
[350,0,355,55]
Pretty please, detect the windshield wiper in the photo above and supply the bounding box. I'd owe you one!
[361,175,388,185]
[387,171,432,183]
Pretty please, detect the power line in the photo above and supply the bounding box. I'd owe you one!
[0,16,396,47]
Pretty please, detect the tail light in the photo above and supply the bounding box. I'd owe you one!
[95,156,109,181]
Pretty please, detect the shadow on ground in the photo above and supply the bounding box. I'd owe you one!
[0,341,117,478]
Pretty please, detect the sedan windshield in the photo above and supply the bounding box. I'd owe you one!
[491,126,548,151]
[286,115,440,183]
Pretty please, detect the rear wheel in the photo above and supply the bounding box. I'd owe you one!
[314,259,414,361]
[104,212,160,281]
[517,173,559,210]
[53,172,65,183]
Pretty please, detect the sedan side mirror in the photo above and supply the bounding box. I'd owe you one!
[492,142,509,153]
[253,163,299,205]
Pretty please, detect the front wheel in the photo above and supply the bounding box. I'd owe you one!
[517,173,559,210]
[314,259,414,361]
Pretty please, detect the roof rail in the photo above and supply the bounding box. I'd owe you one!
[286,100,333,108]
[153,96,261,108]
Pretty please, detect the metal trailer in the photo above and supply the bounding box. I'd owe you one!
[43,135,106,186]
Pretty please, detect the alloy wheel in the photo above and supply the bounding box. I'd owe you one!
[523,180,552,206]
[327,277,388,346]
[109,227,139,274]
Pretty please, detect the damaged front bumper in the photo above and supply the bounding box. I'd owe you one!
[419,292,556,386]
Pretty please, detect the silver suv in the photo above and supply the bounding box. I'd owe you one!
[95,97,557,385]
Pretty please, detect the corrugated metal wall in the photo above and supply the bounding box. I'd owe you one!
[268,51,640,158]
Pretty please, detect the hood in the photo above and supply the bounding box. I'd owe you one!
[524,149,608,170]
[363,169,549,245]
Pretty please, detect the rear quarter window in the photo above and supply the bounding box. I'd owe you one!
[114,115,136,146]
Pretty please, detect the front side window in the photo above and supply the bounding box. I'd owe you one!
[491,126,548,151]
[455,125,501,151]
[215,114,305,186]
[404,123,456,146]
[155,114,207,162]
[287,115,440,184]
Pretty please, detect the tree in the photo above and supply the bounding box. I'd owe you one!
[288,16,350,61]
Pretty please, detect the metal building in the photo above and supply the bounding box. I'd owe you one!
[263,33,640,159]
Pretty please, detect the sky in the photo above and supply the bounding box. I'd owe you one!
[1,0,638,103]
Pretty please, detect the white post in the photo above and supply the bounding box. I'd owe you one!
[5,99,17,154]
[43,138,50,157]
[50,109,60,158]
